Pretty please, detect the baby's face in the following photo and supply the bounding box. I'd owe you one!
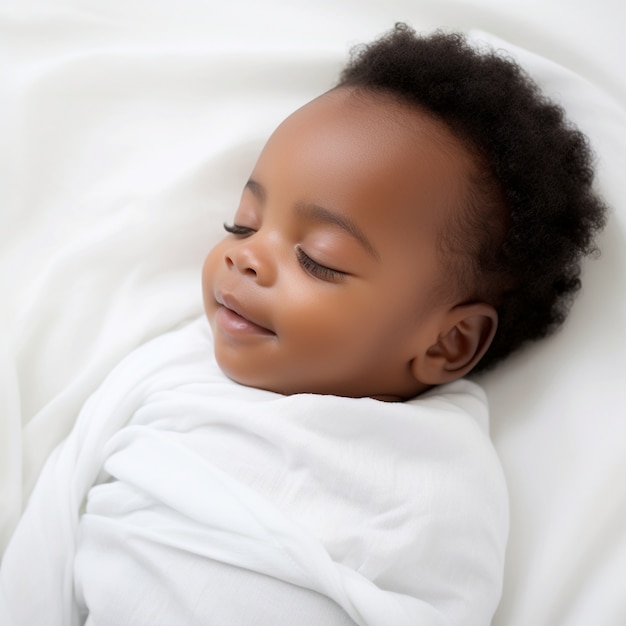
[202,88,473,399]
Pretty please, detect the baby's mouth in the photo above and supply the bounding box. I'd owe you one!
[215,294,275,336]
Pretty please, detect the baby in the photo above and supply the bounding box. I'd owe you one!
[1,25,607,626]
[203,26,606,401]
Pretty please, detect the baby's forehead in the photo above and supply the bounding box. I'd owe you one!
[263,88,477,194]
[257,89,476,239]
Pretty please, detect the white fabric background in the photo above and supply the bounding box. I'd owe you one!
[1,1,625,625]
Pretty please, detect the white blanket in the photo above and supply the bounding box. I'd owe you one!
[1,318,508,626]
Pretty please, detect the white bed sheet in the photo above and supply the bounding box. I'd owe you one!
[1,1,625,625]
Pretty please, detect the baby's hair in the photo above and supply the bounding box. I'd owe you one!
[337,23,608,372]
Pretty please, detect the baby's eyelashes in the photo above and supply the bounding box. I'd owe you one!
[295,245,347,282]
[223,223,256,237]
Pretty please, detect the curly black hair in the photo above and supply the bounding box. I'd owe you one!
[337,24,608,372]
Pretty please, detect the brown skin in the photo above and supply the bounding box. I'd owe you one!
[202,87,497,400]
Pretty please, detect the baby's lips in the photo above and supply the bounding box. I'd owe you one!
[216,291,275,335]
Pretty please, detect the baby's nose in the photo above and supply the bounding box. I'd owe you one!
[224,240,275,286]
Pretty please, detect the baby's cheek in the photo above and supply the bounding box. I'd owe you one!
[200,258,212,312]
[201,246,224,298]
[202,243,221,276]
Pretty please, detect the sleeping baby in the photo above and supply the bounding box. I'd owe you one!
[0,24,606,626]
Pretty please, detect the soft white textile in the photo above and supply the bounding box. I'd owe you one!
[1,2,625,625]
[1,318,508,626]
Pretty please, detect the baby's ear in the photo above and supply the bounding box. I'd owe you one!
[412,303,498,385]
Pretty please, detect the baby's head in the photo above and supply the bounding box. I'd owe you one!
[202,24,607,400]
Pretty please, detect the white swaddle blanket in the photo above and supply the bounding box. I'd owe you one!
[1,317,508,626]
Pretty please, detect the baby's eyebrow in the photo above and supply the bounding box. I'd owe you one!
[294,202,380,261]
[245,179,266,203]
[245,178,379,261]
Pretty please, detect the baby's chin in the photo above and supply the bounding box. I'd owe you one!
[212,347,284,395]
[210,328,426,400]
[215,353,411,401]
